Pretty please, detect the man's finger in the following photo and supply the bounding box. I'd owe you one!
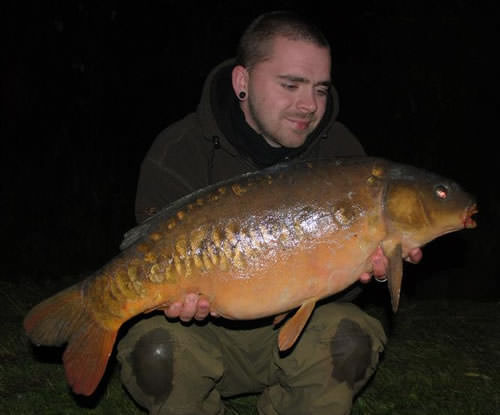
[164,302,182,319]
[406,247,423,264]
[194,296,211,320]
[179,293,199,322]
[372,255,388,277]
[359,272,372,284]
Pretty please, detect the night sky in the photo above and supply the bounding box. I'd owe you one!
[3,1,498,300]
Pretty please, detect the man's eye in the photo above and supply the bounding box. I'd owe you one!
[316,89,328,96]
[282,83,297,90]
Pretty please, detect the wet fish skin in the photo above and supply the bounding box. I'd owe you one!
[23,157,477,396]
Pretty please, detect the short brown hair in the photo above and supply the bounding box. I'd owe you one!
[236,11,330,69]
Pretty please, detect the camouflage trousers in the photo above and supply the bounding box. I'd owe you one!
[117,302,386,415]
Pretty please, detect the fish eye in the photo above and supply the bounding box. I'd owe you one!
[435,185,448,200]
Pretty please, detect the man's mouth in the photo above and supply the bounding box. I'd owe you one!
[287,118,312,131]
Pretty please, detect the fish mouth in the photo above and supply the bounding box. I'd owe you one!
[463,203,478,229]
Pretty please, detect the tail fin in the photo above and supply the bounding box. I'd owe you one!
[23,283,117,396]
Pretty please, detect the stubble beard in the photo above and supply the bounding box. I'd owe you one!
[247,98,311,148]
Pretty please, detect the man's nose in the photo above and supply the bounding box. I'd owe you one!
[297,89,317,113]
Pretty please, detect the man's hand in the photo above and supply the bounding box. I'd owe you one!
[164,293,219,322]
[359,246,423,283]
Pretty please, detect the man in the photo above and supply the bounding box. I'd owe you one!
[117,11,421,415]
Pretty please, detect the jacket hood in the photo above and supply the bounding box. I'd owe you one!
[197,59,342,159]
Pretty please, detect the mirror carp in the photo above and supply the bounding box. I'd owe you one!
[24,157,477,396]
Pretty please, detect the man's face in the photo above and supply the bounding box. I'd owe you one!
[241,36,331,148]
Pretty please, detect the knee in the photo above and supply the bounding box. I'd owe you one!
[330,319,375,388]
[130,328,174,400]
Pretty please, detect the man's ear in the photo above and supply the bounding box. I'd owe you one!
[232,65,249,97]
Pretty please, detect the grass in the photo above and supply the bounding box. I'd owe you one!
[1,276,498,414]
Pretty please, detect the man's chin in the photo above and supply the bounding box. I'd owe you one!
[282,131,311,148]
[262,130,309,148]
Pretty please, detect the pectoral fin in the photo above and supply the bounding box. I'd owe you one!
[383,242,403,312]
[278,298,317,351]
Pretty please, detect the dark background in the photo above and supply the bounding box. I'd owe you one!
[2,1,498,300]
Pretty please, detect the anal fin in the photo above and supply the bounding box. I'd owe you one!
[278,298,317,351]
